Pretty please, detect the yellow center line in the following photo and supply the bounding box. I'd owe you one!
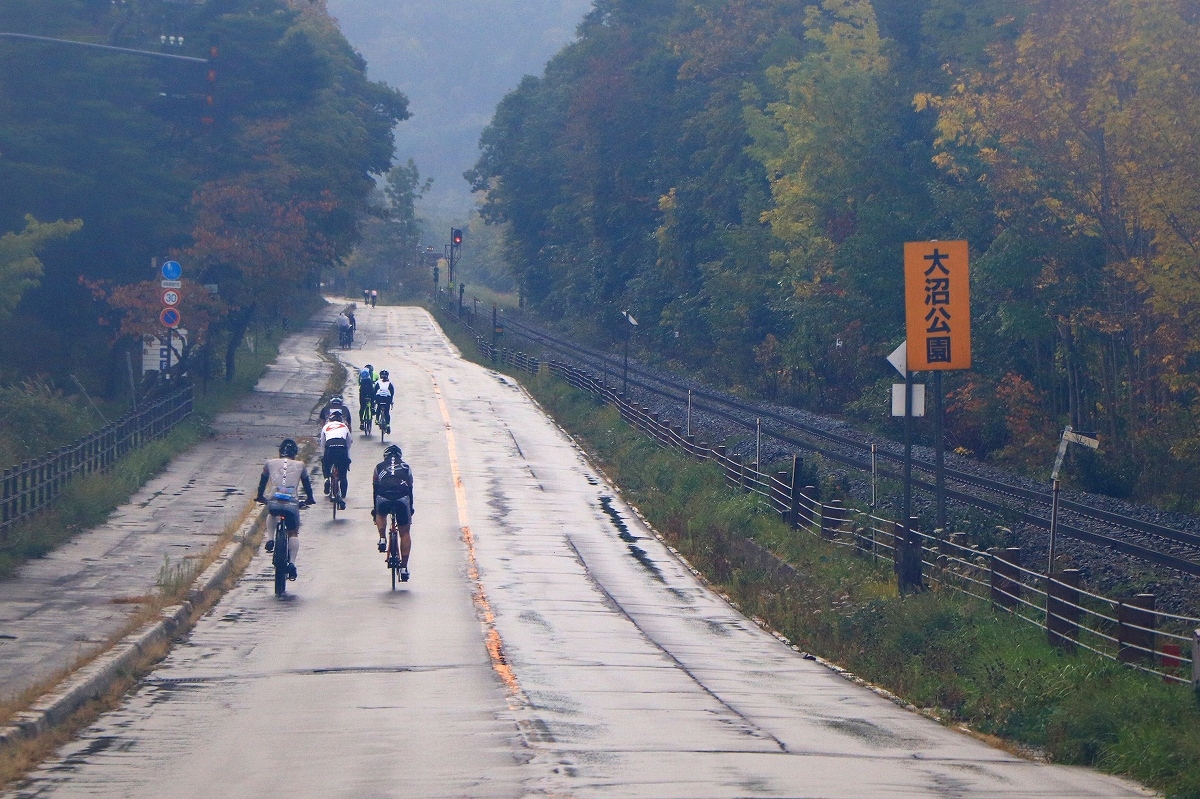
[428,371,526,705]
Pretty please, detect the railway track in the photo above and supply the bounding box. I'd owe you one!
[501,313,1200,578]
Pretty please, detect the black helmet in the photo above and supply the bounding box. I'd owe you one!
[330,395,344,406]
[379,370,389,380]
[279,439,299,458]
[328,409,343,422]
[383,444,402,459]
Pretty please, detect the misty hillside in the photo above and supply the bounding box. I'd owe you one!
[326,0,593,215]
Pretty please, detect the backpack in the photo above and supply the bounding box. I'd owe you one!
[359,367,372,382]
[376,460,411,500]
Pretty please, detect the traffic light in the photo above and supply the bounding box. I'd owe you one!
[451,228,463,246]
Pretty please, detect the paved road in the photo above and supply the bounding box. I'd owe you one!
[0,308,337,703]
[8,305,1152,798]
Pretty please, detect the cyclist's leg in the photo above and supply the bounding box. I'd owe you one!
[265,513,279,551]
[320,451,332,493]
[338,452,349,497]
[374,497,388,550]
[398,524,411,567]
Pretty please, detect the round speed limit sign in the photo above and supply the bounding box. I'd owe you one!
[162,289,181,307]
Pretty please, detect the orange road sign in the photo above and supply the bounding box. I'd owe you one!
[904,241,970,371]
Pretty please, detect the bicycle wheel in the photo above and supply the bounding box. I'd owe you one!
[330,465,341,519]
[380,410,386,443]
[273,521,289,596]
[389,524,400,590]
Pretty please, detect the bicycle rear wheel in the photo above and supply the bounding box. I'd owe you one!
[389,525,400,590]
[273,522,289,596]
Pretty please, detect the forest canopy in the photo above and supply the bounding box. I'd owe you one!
[470,0,1200,507]
[0,0,407,389]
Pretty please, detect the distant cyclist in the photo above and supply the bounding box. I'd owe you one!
[255,439,316,580]
[320,409,352,508]
[374,369,395,434]
[363,288,370,305]
[336,311,352,347]
[346,306,357,345]
[357,364,375,431]
[372,444,414,581]
[370,289,378,308]
[318,395,347,426]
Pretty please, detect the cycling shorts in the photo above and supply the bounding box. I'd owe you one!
[268,502,300,531]
[375,496,411,526]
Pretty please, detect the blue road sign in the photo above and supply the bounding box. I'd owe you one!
[160,308,181,328]
[161,260,182,281]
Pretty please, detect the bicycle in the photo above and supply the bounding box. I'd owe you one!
[338,327,351,349]
[375,402,391,443]
[267,502,307,596]
[384,509,408,590]
[329,462,343,519]
[360,397,373,436]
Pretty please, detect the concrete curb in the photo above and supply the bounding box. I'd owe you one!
[0,508,267,750]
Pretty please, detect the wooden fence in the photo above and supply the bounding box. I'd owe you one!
[1,385,194,538]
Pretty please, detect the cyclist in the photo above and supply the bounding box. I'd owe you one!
[370,289,378,308]
[336,311,352,347]
[371,444,414,581]
[374,370,396,434]
[320,408,352,508]
[363,288,370,305]
[318,395,347,426]
[357,364,375,431]
[346,306,357,345]
[255,439,316,581]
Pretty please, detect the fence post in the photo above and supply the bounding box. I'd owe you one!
[774,471,789,518]
[788,455,802,528]
[1,467,9,537]
[1193,630,1200,688]
[1047,568,1081,651]
[1118,594,1156,665]
[989,548,1021,610]
[821,499,845,539]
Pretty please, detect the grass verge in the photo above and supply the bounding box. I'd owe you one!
[431,306,1200,798]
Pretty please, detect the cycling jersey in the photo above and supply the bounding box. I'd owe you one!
[375,379,395,404]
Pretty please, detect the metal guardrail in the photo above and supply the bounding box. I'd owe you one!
[0,385,194,538]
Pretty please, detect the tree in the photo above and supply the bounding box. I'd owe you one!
[0,216,82,320]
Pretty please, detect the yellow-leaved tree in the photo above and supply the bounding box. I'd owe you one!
[927,0,1200,480]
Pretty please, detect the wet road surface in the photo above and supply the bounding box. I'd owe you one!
[7,305,1152,798]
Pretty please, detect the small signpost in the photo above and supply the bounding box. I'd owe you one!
[1048,426,1099,573]
[159,261,184,378]
[900,241,971,527]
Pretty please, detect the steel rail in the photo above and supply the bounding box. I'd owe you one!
[505,315,1200,574]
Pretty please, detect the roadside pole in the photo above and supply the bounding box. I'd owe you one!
[902,240,971,534]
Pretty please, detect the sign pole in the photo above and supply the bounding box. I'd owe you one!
[934,369,945,531]
[903,369,913,521]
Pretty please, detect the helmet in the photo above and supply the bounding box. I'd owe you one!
[279,439,299,458]
[364,364,372,372]
[330,395,344,406]
[328,409,343,422]
[379,370,389,380]
[383,444,402,459]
